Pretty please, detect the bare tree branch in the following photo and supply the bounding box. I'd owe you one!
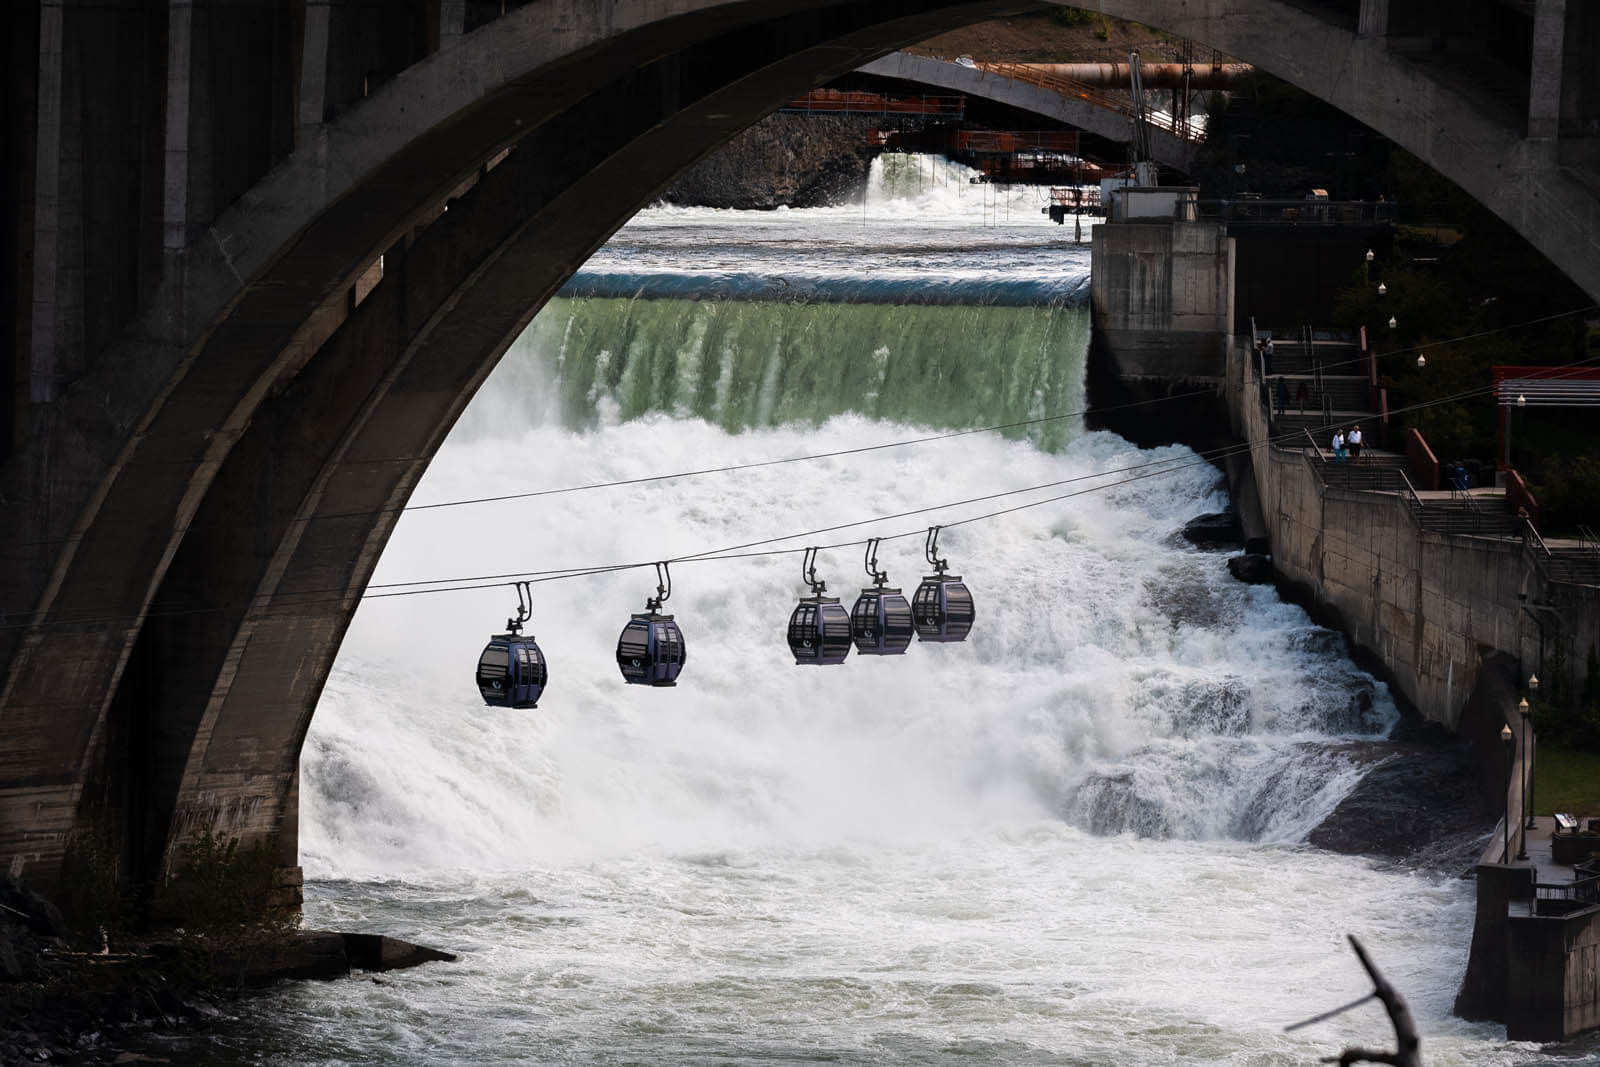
[1336,935,1422,1067]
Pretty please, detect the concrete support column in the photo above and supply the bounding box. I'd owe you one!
[1528,0,1566,140]
[299,0,331,130]
[163,1,196,256]
[1357,0,1388,39]
[440,0,465,44]
[161,0,216,343]
[29,0,64,404]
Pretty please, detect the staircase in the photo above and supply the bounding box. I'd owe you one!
[1257,325,1382,455]
[1548,527,1600,587]
[1256,320,1536,541]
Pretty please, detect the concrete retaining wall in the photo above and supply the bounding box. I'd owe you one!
[1090,220,1233,384]
[1505,905,1600,1041]
[1223,339,1596,729]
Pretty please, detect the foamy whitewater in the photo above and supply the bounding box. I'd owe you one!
[169,159,1584,1064]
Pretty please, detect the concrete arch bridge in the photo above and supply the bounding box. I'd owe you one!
[3,0,1597,907]
[855,51,1207,172]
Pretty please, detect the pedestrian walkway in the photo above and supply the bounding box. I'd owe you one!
[1506,817,1600,918]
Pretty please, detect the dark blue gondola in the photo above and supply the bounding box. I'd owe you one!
[850,537,913,656]
[477,581,548,708]
[912,526,975,643]
[617,562,686,686]
[788,547,853,665]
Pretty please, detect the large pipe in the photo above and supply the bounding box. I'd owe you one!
[1002,62,1252,89]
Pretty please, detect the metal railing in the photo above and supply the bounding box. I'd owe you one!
[1290,426,1533,538]
[975,61,1207,144]
[1417,503,1523,537]
[1525,516,1552,557]
[1448,480,1479,511]
[1195,199,1399,226]
[1534,873,1600,917]
[1544,525,1600,587]
[782,89,966,118]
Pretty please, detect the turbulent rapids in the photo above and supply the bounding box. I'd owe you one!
[167,158,1537,1065]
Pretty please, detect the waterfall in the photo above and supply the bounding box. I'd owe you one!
[306,291,1394,877]
[453,298,1089,451]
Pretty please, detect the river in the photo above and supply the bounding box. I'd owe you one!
[161,157,1592,1065]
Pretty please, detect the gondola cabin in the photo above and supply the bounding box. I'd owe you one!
[788,595,853,665]
[912,574,975,642]
[850,586,914,655]
[477,634,548,708]
[616,612,687,686]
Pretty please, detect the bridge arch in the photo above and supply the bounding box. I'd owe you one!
[1,0,1049,895]
[3,0,1597,901]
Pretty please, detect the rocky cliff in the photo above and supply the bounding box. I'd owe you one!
[657,112,879,210]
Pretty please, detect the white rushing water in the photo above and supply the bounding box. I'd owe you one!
[174,158,1586,1065]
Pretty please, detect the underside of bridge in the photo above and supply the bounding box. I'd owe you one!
[2,0,1597,915]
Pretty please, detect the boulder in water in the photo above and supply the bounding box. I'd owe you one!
[1226,553,1273,584]
[1181,511,1243,547]
[342,933,457,973]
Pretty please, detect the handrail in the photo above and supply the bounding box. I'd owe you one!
[975,60,1207,144]
[1393,466,1425,513]
[1534,873,1600,916]
[1249,315,1263,383]
[1525,517,1552,558]
[1579,525,1600,555]
[1448,482,1478,511]
[1195,199,1397,226]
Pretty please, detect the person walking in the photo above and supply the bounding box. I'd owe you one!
[1331,428,1345,464]
[1295,381,1309,414]
[1347,424,1364,464]
[1264,337,1275,377]
[1275,377,1288,416]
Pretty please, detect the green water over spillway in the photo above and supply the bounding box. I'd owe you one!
[470,297,1091,452]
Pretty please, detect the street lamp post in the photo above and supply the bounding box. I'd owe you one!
[1516,698,1530,860]
[1505,393,1526,471]
[1526,674,1540,831]
[1501,724,1514,863]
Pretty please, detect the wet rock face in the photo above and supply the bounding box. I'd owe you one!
[657,113,878,210]
[0,895,459,1065]
[1307,741,1495,872]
